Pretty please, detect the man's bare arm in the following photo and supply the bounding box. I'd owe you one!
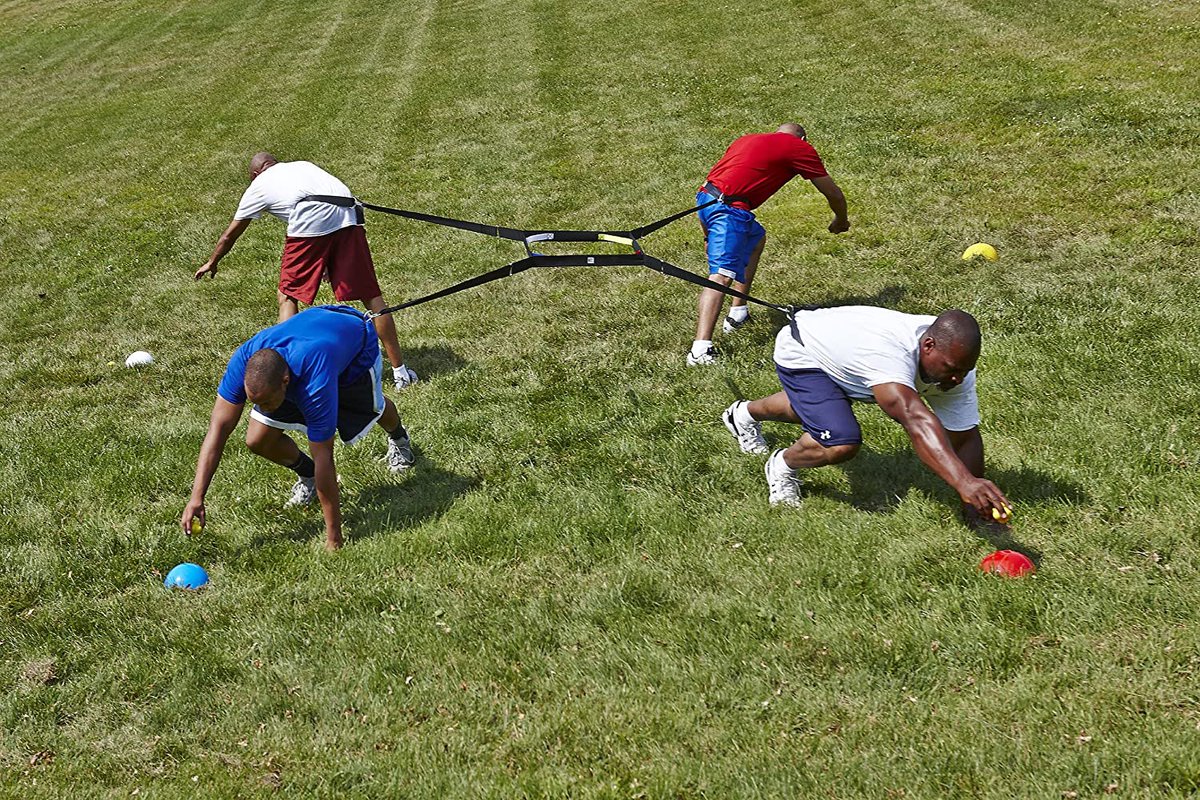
[309,437,342,550]
[872,382,1009,514]
[195,218,252,280]
[181,396,245,533]
[810,175,849,233]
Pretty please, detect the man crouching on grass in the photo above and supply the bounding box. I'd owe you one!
[181,305,414,550]
[721,306,1012,526]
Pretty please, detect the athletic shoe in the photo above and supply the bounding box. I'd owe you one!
[722,313,750,334]
[385,434,415,472]
[722,401,769,454]
[764,449,803,507]
[394,366,419,390]
[285,476,316,508]
[686,346,718,366]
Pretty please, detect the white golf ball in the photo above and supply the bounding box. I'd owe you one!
[125,350,155,368]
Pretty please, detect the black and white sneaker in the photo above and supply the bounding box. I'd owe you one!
[722,313,750,334]
[285,476,316,508]
[722,401,769,454]
[686,345,719,366]
[764,449,803,507]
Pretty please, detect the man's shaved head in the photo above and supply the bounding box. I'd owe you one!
[249,151,278,179]
[777,122,807,139]
[927,309,982,356]
[919,309,981,390]
[245,348,289,408]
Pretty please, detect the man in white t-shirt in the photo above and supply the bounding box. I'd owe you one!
[195,152,418,390]
[720,306,1011,524]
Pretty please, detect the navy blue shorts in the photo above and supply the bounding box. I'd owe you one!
[774,365,863,446]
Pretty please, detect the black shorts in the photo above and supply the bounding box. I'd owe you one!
[249,353,385,444]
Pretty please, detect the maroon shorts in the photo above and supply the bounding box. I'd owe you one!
[279,225,382,305]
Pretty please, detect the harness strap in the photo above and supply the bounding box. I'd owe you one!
[301,193,797,336]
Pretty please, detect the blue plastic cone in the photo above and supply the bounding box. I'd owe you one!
[164,562,209,590]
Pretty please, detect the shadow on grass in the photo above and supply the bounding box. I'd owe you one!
[818,449,1087,564]
[345,461,477,541]
[402,344,467,381]
[247,456,476,549]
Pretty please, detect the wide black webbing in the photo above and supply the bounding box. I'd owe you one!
[639,254,793,315]
[629,198,717,239]
[372,252,792,319]
[302,195,715,246]
[361,201,529,241]
[300,192,795,325]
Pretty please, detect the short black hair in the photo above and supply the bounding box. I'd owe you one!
[928,309,982,355]
[245,348,288,396]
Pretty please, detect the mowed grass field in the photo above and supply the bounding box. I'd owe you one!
[2,0,1200,796]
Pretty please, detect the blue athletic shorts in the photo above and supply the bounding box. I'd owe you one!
[775,365,863,446]
[697,190,766,283]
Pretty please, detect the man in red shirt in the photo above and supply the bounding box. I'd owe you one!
[688,123,850,366]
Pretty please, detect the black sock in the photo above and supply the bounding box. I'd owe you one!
[287,452,315,479]
[388,421,408,442]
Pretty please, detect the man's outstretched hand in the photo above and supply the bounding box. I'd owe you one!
[195,260,218,280]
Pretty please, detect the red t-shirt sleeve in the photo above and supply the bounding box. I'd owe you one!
[790,140,829,180]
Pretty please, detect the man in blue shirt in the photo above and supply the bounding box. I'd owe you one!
[181,306,415,550]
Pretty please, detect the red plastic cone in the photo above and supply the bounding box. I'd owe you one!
[979,550,1035,578]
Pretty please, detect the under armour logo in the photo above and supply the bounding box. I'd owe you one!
[820,430,831,440]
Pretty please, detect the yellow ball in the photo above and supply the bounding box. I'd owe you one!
[191,519,203,535]
[963,243,998,261]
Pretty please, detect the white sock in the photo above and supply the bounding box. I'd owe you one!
[691,340,713,357]
[727,305,749,322]
[394,364,408,378]
[773,450,796,473]
[734,401,756,427]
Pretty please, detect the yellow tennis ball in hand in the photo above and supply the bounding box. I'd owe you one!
[191,519,203,535]
[963,243,998,261]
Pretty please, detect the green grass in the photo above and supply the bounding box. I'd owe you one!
[2,0,1200,796]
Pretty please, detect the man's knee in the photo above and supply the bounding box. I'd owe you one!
[246,425,280,455]
[821,442,860,464]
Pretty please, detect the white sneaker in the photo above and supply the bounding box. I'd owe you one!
[686,346,718,366]
[722,313,750,334]
[285,476,316,508]
[385,434,415,472]
[722,401,769,454]
[764,449,803,507]
[394,365,419,390]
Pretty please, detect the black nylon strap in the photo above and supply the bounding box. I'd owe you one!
[301,192,796,328]
[300,194,364,224]
[361,201,529,241]
[700,181,752,206]
[373,251,792,320]
[639,254,793,315]
[628,198,718,239]
[372,260,537,315]
[301,194,711,246]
